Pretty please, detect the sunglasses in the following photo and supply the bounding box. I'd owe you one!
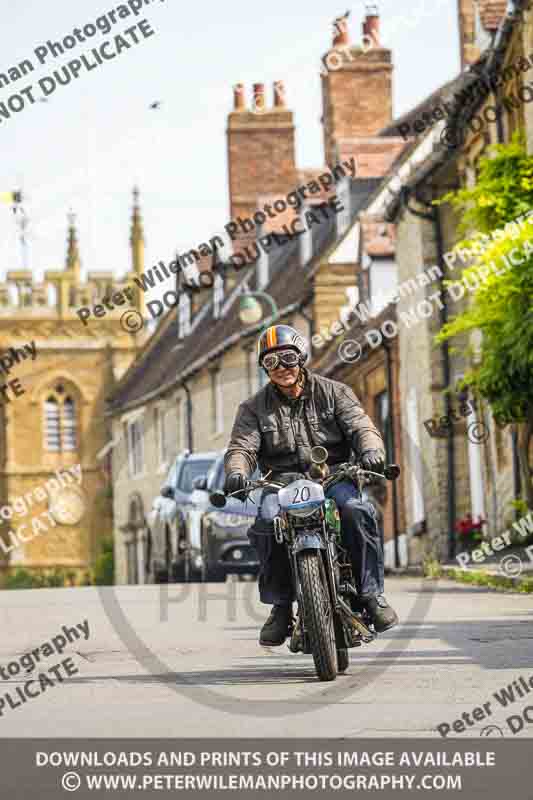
[262,349,300,371]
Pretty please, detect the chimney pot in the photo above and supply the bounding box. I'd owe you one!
[273,81,286,108]
[233,83,246,110]
[363,4,380,46]
[253,83,266,112]
[332,14,350,46]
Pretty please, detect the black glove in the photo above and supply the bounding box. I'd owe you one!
[223,471,247,501]
[360,450,385,473]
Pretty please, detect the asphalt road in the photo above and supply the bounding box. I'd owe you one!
[1,576,532,738]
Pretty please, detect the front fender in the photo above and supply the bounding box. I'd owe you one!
[293,532,325,554]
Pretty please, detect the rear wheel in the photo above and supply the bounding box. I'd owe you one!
[298,551,337,682]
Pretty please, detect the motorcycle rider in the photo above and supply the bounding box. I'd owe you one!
[223,324,398,646]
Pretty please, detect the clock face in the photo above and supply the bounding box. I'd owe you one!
[49,488,86,526]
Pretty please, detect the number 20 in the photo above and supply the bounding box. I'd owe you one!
[293,485,310,503]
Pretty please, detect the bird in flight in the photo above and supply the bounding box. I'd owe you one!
[149,101,162,110]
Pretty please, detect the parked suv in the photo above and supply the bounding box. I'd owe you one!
[186,452,260,582]
[148,450,217,582]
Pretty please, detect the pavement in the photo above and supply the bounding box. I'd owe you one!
[1,576,532,738]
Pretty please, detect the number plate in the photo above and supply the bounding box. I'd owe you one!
[278,479,324,511]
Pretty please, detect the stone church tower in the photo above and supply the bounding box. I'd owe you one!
[0,189,146,582]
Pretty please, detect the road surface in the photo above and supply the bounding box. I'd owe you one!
[1,576,532,737]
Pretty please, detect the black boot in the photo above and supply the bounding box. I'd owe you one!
[359,594,398,633]
[259,604,292,646]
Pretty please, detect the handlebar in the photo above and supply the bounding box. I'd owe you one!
[210,462,400,508]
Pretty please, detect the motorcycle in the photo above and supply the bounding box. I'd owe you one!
[210,446,400,682]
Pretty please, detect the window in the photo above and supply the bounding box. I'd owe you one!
[213,273,225,319]
[18,282,32,308]
[44,385,77,452]
[299,205,313,267]
[336,176,351,237]
[162,406,175,464]
[178,292,191,338]
[256,247,269,290]
[155,405,173,467]
[210,369,223,435]
[127,418,144,477]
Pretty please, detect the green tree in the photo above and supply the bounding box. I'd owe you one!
[436,135,533,506]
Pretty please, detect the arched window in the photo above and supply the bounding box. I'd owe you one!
[44,384,77,452]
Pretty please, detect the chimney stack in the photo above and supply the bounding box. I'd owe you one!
[321,4,393,167]
[227,82,297,223]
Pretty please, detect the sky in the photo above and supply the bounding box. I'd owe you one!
[0,0,459,284]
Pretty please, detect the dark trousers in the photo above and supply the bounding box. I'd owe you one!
[248,480,384,606]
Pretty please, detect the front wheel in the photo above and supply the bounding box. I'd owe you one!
[337,648,349,673]
[298,551,337,682]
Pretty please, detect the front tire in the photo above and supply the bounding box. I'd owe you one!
[298,551,337,681]
[337,648,349,673]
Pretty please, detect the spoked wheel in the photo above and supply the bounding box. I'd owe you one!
[298,551,337,681]
[337,648,349,673]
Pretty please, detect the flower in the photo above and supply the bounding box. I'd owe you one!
[455,514,486,537]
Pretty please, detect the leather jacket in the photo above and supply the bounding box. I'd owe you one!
[224,368,385,478]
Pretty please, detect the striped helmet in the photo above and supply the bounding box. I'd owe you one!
[257,325,308,367]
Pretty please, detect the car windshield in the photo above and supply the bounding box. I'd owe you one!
[177,460,214,493]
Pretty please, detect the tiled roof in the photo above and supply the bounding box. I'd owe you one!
[108,178,381,413]
[379,61,488,138]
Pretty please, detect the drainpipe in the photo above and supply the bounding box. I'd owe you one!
[383,338,401,568]
[181,380,193,452]
[402,187,457,561]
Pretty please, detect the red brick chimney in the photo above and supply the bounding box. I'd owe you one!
[457,1,507,68]
[478,1,507,32]
[227,81,298,223]
[321,5,394,168]
[457,0,480,67]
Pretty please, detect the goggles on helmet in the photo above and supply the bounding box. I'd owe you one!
[262,349,300,371]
